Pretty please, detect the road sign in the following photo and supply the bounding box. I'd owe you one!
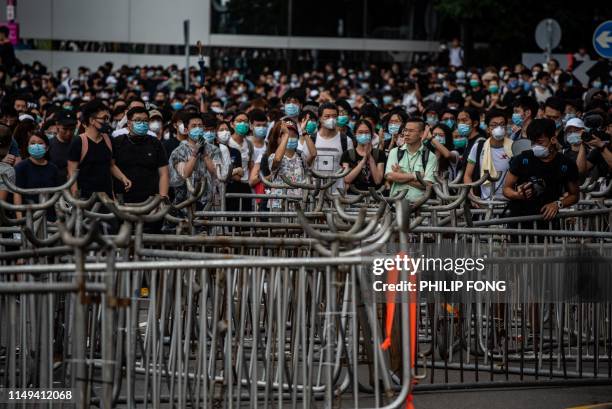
[572,60,596,86]
[535,19,562,56]
[593,21,612,59]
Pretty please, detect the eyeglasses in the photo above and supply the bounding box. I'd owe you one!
[489,122,505,128]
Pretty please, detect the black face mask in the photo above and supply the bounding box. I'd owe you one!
[97,122,113,135]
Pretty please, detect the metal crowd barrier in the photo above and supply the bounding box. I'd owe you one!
[0,167,610,408]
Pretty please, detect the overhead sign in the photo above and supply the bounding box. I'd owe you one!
[535,19,561,52]
[593,21,612,59]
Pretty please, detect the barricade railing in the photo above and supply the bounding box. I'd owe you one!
[0,167,610,408]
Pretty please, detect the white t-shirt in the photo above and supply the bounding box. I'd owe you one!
[229,136,252,183]
[449,46,464,67]
[312,132,354,191]
[467,143,510,200]
[252,143,267,165]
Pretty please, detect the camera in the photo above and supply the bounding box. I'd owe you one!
[527,176,546,197]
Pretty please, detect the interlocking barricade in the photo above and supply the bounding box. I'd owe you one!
[0,169,610,408]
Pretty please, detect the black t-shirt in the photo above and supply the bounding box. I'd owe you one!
[48,137,72,183]
[469,89,486,104]
[14,160,61,203]
[0,42,17,73]
[507,150,579,216]
[586,148,611,180]
[113,134,168,203]
[163,136,181,157]
[340,148,387,191]
[68,135,114,198]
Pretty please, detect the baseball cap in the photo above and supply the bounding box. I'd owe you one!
[57,110,78,127]
[149,109,163,120]
[564,118,585,130]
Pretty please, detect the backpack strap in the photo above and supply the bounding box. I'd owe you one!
[340,134,348,152]
[421,148,429,171]
[473,139,486,176]
[246,139,254,161]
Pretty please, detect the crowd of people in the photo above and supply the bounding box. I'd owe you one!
[0,56,610,232]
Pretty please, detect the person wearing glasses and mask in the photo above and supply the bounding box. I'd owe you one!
[67,99,131,199]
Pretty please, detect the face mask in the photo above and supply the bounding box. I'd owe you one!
[97,122,113,135]
[189,127,204,141]
[426,117,437,127]
[491,126,506,140]
[488,85,499,94]
[149,121,161,132]
[523,82,532,92]
[28,143,46,159]
[284,103,300,117]
[46,132,57,140]
[443,119,455,129]
[254,126,267,139]
[322,118,337,130]
[434,135,446,145]
[555,120,562,130]
[457,123,471,137]
[356,133,372,145]
[384,132,392,141]
[217,130,231,144]
[508,80,519,90]
[348,122,355,131]
[235,122,249,136]
[453,137,468,149]
[383,95,393,105]
[132,121,149,136]
[286,138,298,150]
[388,123,401,134]
[202,131,216,143]
[479,121,487,131]
[211,106,224,114]
[305,120,317,134]
[171,101,184,111]
[532,144,549,158]
[592,81,602,89]
[178,123,186,135]
[469,79,480,88]
[566,132,582,145]
[511,113,524,127]
[337,115,349,127]
[396,137,405,147]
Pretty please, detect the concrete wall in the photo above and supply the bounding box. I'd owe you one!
[13,0,211,44]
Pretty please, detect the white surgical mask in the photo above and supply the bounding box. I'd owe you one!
[491,126,506,140]
[322,118,337,130]
[217,130,231,144]
[149,121,161,132]
[178,123,185,135]
[532,144,549,158]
